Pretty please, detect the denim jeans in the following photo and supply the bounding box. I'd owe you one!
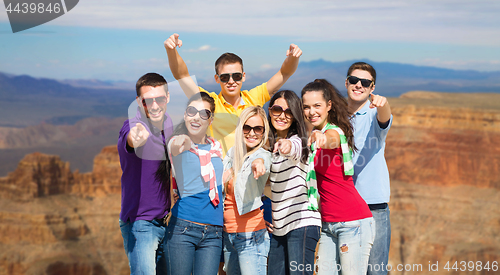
[223,228,270,275]
[119,218,167,275]
[165,216,223,275]
[316,217,375,275]
[367,206,391,275]
[268,225,320,275]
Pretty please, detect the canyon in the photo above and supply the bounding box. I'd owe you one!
[1,91,499,274]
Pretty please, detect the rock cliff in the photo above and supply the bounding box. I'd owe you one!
[0,146,126,275]
[1,91,499,274]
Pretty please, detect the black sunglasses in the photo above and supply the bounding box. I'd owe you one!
[243,124,264,135]
[347,75,373,88]
[218,72,243,83]
[185,106,212,120]
[142,96,168,107]
[269,105,293,119]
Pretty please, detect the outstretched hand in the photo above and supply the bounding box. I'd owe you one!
[369,93,388,109]
[307,130,326,149]
[251,158,266,179]
[128,123,150,148]
[273,139,292,155]
[164,33,183,50]
[171,134,192,156]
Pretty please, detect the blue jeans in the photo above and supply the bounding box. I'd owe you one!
[367,206,391,275]
[165,216,223,275]
[316,217,375,275]
[119,218,167,275]
[268,225,321,275]
[223,228,270,275]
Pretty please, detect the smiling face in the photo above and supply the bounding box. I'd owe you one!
[346,69,375,104]
[269,97,294,138]
[184,99,213,143]
[138,85,169,128]
[215,63,246,99]
[302,90,331,130]
[243,114,264,151]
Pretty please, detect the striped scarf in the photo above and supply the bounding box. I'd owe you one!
[305,123,354,210]
[170,136,223,206]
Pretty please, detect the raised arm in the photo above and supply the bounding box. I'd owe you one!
[164,33,198,98]
[266,44,302,97]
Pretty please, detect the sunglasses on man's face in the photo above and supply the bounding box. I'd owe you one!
[347,75,373,88]
[218,72,243,83]
[142,96,168,108]
[269,105,293,119]
[185,106,212,120]
[243,124,265,135]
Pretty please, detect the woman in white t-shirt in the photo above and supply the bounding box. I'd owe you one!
[266,90,322,275]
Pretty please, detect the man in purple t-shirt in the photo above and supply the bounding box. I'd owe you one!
[118,73,173,275]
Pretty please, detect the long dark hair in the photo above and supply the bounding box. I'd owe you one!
[301,79,356,152]
[154,92,216,196]
[267,90,309,163]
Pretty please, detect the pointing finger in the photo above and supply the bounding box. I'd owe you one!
[273,142,280,153]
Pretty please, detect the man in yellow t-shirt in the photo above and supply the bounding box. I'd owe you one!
[164,33,302,154]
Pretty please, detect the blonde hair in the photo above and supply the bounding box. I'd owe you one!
[232,106,269,182]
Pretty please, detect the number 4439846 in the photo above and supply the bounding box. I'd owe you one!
[6,3,62,14]
[444,261,498,272]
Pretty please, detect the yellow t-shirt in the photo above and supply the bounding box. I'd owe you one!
[199,83,270,155]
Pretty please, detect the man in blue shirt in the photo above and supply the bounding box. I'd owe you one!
[346,62,392,275]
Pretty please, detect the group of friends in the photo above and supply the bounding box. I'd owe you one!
[118,33,392,275]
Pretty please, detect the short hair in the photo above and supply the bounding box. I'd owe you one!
[135,73,168,97]
[347,62,377,84]
[215,53,244,75]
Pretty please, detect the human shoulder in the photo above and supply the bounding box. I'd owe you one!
[241,83,270,105]
[198,86,218,99]
[249,148,272,164]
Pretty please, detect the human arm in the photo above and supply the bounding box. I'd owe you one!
[307,129,340,150]
[164,33,198,98]
[251,158,267,179]
[126,123,150,148]
[266,44,302,97]
[273,135,301,162]
[369,93,392,127]
[273,139,292,155]
[169,135,193,156]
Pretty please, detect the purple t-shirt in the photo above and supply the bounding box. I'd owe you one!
[118,108,173,222]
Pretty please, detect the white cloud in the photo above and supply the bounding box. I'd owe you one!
[415,58,500,72]
[185,45,215,52]
[4,0,496,47]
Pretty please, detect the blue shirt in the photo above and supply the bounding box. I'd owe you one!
[351,101,393,204]
[171,143,224,226]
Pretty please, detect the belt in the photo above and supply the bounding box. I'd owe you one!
[368,203,388,210]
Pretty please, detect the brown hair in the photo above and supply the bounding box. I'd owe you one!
[215,53,244,75]
[347,62,376,84]
[135,72,168,97]
[301,79,356,152]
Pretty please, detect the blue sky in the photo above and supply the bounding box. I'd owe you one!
[1,0,499,83]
